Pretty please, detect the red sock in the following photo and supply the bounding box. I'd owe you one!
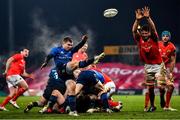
[12,88,26,101]
[145,92,149,108]
[108,100,119,107]
[0,96,12,107]
[165,91,172,108]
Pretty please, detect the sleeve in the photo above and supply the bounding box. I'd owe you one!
[49,48,57,57]
[71,39,87,54]
[171,43,176,56]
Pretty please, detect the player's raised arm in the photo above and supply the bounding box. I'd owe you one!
[132,9,143,41]
[142,6,157,34]
[4,57,14,75]
[71,35,88,54]
[40,54,53,69]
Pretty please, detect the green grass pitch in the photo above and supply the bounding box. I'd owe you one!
[0,95,180,119]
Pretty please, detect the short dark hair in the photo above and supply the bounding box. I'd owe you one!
[62,36,73,43]
[17,47,29,52]
[140,24,151,32]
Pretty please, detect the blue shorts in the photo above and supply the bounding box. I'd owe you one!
[76,70,99,87]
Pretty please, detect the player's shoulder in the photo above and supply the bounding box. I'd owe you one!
[51,46,59,50]
[12,53,22,59]
[168,42,176,50]
[158,41,163,46]
[50,46,63,53]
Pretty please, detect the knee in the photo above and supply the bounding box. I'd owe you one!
[51,90,59,97]
[66,82,76,95]
[67,61,78,71]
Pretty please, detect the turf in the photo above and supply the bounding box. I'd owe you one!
[0,95,180,119]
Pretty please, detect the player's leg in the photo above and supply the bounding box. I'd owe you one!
[155,64,168,110]
[24,83,53,113]
[95,81,112,113]
[40,90,65,113]
[0,86,16,111]
[66,79,79,116]
[11,76,28,102]
[79,52,105,68]
[75,83,84,96]
[64,52,105,74]
[144,71,156,112]
[109,100,123,112]
[104,82,116,98]
[144,88,150,112]
[0,76,19,111]
[159,87,166,108]
[164,75,177,111]
[155,71,166,108]
[24,96,47,113]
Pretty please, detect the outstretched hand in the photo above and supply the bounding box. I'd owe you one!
[135,9,143,20]
[82,35,88,41]
[40,62,47,70]
[142,6,150,18]
[29,74,35,80]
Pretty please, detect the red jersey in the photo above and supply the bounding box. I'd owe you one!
[158,41,176,65]
[135,34,162,64]
[6,53,25,77]
[72,51,88,62]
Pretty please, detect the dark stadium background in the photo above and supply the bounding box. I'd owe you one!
[0,0,180,94]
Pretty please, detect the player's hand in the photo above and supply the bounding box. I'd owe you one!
[40,62,47,70]
[29,74,35,80]
[82,35,88,41]
[135,9,143,20]
[142,6,150,18]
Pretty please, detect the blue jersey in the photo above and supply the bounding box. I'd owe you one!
[49,47,73,68]
[43,68,66,100]
[48,39,87,69]
[48,68,64,85]
[91,70,105,84]
[76,70,100,86]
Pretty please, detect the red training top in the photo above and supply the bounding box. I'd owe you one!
[6,53,25,77]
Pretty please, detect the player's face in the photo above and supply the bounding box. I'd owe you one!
[22,49,29,57]
[63,41,73,51]
[140,30,150,41]
[81,44,88,52]
[162,35,170,43]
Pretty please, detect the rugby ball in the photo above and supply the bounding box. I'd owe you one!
[103,8,118,18]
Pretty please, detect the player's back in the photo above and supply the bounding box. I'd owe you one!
[48,68,64,85]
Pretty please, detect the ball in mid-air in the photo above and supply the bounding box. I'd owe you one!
[103,8,118,18]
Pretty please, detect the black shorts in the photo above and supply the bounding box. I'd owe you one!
[43,82,66,100]
[57,64,75,82]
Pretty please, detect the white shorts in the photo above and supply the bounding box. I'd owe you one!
[6,75,24,88]
[144,63,164,73]
[104,81,116,97]
[144,63,166,86]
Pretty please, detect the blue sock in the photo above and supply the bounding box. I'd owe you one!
[47,95,57,109]
[79,58,94,68]
[100,93,109,109]
[67,95,76,111]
